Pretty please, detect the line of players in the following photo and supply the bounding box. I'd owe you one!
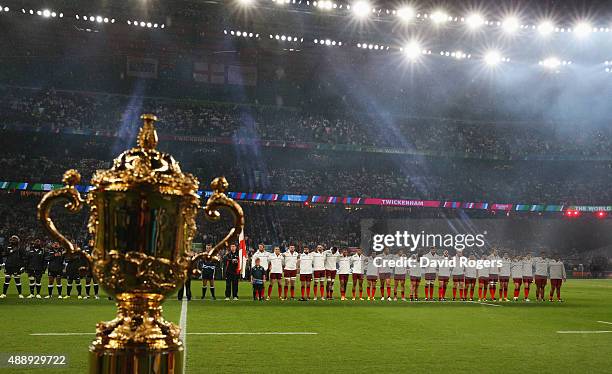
[250,244,567,302]
[0,236,99,299]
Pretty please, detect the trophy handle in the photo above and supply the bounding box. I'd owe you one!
[193,176,245,262]
[37,169,91,264]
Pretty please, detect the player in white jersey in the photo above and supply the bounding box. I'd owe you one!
[510,255,523,301]
[451,250,466,301]
[365,252,379,301]
[533,252,550,302]
[393,250,408,301]
[464,254,478,301]
[298,246,314,301]
[267,247,284,300]
[378,247,393,301]
[437,250,451,301]
[282,245,299,300]
[337,249,352,300]
[350,248,365,300]
[324,246,341,299]
[548,255,566,302]
[311,245,327,300]
[422,247,439,301]
[477,255,490,301]
[408,253,422,301]
[487,249,501,301]
[252,244,270,270]
[521,253,534,301]
[498,252,512,302]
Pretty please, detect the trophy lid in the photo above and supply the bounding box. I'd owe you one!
[90,114,199,196]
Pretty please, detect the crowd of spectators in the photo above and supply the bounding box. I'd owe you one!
[2,86,612,159]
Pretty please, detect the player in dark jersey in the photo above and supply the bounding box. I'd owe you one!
[200,244,217,300]
[64,252,83,298]
[45,242,65,298]
[25,239,47,298]
[82,246,99,299]
[178,252,200,301]
[1,236,25,298]
[251,257,266,301]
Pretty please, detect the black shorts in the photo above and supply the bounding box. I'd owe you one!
[66,272,81,281]
[47,270,63,278]
[4,266,22,276]
[27,269,44,278]
[201,272,215,280]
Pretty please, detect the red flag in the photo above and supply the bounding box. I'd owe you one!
[238,231,247,277]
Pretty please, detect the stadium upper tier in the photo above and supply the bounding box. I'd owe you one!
[1,86,611,161]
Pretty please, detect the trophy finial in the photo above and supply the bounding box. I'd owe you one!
[138,114,159,150]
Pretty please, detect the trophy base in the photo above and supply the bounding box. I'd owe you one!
[89,347,183,374]
[89,293,184,374]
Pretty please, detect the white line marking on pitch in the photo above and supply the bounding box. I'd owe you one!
[30,333,93,336]
[466,301,502,307]
[597,321,612,325]
[187,332,318,335]
[30,332,318,336]
[179,298,188,367]
[557,331,612,334]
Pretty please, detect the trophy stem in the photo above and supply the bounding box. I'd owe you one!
[89,293,184,374]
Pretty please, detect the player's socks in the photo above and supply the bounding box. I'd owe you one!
[320,285,324,297]
[2,279,9,295]
[453,287,457,299]
[306,286,310,298]
[48,285,53,296]
[291,285,295,298]
[366,286,370,297]
[210,287,215,298]
[380,286,384,297]
[36,283,42,295]
[277,286,282,298]
[470,287,475,299]
[301,285,305,298]
[489,287,495,299]
[359,289,363,298]
[387,286,391,298]
[401,290,405,299]
[352,288,356,298]
[283,285,288,299]
[15,280,22,295]
[29,281,35,295]
[478,286,482,299]
[267,285,272,298]
[524,286,529,298]
[67,283,72,296]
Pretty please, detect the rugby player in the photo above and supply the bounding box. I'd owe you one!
[393,250,408,301]
[378,247,393,301]
[337,248,351,300]
[510,255,523,301]
[422,247,439,301]
[312,245,326,300]
[267,246,284,300]
[350,248,365,300]
[522,253,534,302]
[498,252,512,302]
[365,252,379,301]
[283,245,299,300]
[437,250,451,301]
[324,246,341,299]
[548,255,566,302]
[298,246,313,301]
[477,254,490,302]
[451,250,466,301]
[408,253,422,301]
[464,254,478,301]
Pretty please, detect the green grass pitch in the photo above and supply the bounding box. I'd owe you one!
[1,279,611,373]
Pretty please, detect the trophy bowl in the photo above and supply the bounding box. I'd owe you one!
[37,114,244,374]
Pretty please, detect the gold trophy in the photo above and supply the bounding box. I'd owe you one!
[37,114,244,373]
